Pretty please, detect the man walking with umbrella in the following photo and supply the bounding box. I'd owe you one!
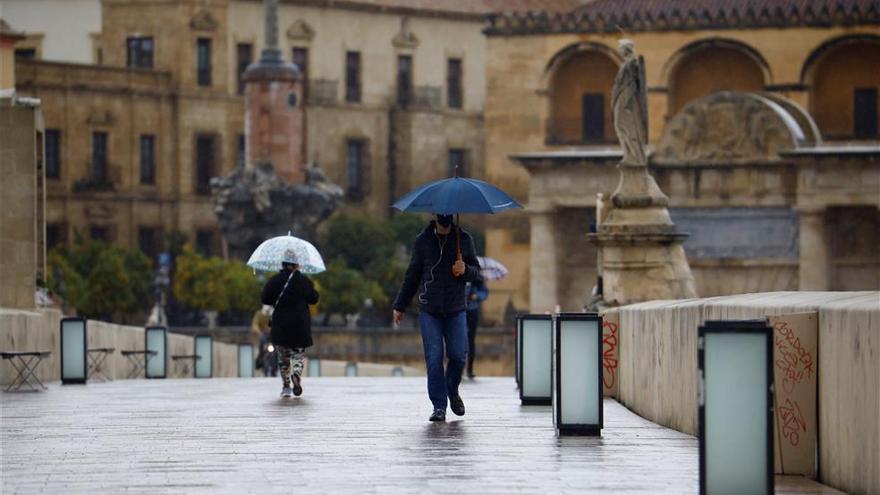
[393,214,482,422]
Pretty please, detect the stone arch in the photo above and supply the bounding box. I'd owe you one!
[654,92,807,165]
[544,42,621,145]
[801,34,880,140]
[664,38,771,117]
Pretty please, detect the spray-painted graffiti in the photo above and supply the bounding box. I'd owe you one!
[602,320,618,390]
[778,398,807,446]
[773,320,815,394]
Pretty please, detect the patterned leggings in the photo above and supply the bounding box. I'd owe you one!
[277,346,305,387]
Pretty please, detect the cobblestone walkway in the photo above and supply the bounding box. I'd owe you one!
[1,377,839,494]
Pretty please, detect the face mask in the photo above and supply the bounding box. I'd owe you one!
[436,215,453,227]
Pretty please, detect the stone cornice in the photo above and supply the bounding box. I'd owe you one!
[484,3,880,36]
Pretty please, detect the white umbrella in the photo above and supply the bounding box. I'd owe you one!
[477,256,508,281]
[246,232,326,274]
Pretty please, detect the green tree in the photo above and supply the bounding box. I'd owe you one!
[365,257,407,313]
[46,238,153,321]
[390,213,427,252]
[172,247,229,313]
[316,261,385,322]
[320,214,396,271]
[225,259,261,313]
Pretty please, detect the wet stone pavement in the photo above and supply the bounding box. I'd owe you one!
[1,377,839,494]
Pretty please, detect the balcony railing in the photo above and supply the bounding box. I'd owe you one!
[545,117,615,146]
[73,164,119,192]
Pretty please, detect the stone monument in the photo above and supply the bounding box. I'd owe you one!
[211,0,342,260]
[590,40,697,306]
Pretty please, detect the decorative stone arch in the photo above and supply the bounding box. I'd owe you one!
[800,34,880,140]
[653,91,808,166]
[663,38,772,117]
[542,42,622,145]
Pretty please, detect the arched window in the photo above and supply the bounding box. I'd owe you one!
[667,40,768,117]
[803,36,880,140]
[546,45,619,145]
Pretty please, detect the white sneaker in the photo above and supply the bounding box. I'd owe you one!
[281,386,293,398]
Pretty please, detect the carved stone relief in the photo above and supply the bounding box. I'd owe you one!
[190,9,219,31]
[286,20,315,42]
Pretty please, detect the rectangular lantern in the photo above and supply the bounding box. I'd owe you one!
[145,326,167,379]
[345,362,358,377]
[238,344,255,378]
[194,335,213,378]
[60,317,88,384]
[519,314,553,405]
[553,313,603,436]
[307,358,321,377]
[699,320,774,495]
[515,316,522,390]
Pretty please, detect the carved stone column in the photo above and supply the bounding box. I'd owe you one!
[529,209,558,313]
[798,207,830,290]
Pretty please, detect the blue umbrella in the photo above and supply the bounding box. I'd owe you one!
[392,177,522,215]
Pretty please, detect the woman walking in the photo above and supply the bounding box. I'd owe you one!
[261,253,320,398]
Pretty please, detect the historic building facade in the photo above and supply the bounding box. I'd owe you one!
[4,0,502,261]
[482,1,880,319]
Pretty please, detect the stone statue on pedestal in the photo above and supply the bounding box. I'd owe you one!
[612,39,648,167]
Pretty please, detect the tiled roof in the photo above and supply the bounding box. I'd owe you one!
[286,0,587,18]
[485,0,880,35]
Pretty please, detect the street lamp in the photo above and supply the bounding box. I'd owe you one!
[238,343,255,378]
[518,314,553,405]
[307,358,321,377]
[194,335,213,378]
[515,316,522,390]
[60,317,87,384]
[345,361,358,377]
[699,320,774,495]
[145,326,167,379]
[553,312,603,436]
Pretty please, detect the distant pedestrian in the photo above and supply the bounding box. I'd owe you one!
[393,214,482,422]
[465,278,488,379]
[261,257,319,398]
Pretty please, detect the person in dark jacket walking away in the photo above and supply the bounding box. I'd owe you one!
[465,278,489,379]
[261,257,320,398]
[393,214,482,422]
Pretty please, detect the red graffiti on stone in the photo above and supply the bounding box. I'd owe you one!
[602,320,618,390]
[772,320,815,394]
[778,398,807,447]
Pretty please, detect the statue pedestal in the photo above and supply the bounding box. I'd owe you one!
[590,230,697,306]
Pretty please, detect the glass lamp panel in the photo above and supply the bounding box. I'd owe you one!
[194,336,212,378]
[61,320,86,380]
[145,328,166,378]
[238,345,254,378]
[522,318,552,398]
[308,358,321,377]
[704,332,769,495]
[560,318,600,425]
[345,362,358,377]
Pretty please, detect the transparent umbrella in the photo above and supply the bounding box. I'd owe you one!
[246,232,326,274]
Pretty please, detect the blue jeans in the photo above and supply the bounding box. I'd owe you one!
[419,310,468,411]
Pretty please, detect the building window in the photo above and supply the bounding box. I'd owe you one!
[345,51,361,103]
[45,129,61,179]
[138,226,160,262]
[236,134,246,168]
[15,48,36,60]
[195,134,216,194]
[447,58,463,109]
[91,132,108,182]
[346,139,365,199]
[292,47,309,99]
[126,37,153,69]
[448,148,467,177]
[139,134,156,184]
[397,55,413,107]
[854,88,878,139]
[236,43,253,94]
[195,229,215,257]
[46,223,65,250]
[90,225,111,243]
[197,38,212,86]
[582,93,605,142]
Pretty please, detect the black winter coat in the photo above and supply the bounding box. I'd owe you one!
[261,269,319,348]
[393,222,482,317]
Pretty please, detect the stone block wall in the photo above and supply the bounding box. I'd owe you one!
[616,291,879,495]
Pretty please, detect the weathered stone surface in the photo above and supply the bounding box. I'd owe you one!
[210,163,343,260]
